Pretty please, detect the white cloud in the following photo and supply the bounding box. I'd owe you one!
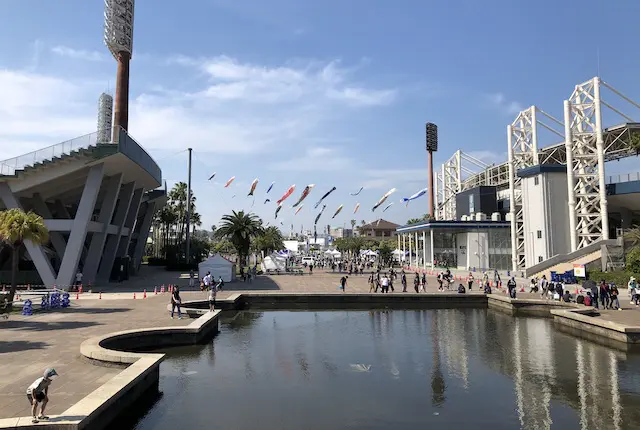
[268,146,353,171]
[0,53,398,160]
[51,46,105,62]
[486,92,523,115]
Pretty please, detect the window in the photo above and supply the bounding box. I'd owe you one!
[534,176,540,185]
[538,256,543,263]
[537,230,542,239]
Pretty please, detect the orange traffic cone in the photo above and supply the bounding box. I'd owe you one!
[76,292,79,300]
[133,292,137,300]
[520,287,524,293]
[99,292,102,300]
[143,289,147,299]
[154,286,158,295]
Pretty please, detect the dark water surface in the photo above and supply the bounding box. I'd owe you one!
[132,310,640,430]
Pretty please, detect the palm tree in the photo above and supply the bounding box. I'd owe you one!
[625,225,640,247]
[0,209,49,303]
[214,211,263,266]
[254,226,285,255]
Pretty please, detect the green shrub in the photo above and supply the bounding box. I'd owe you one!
[626,247,640,273]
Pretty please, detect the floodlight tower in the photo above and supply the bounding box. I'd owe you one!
[426,123,438,217]
[97,92,114,143]
[104,0,135,142]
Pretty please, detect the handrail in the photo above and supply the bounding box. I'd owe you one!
[0,127,162,185]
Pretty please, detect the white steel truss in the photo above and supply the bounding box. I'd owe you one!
[438,150,491,220]
[565,77,640,250]
[508,106,564,271]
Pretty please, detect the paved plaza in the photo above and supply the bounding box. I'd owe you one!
[1,267,639,419]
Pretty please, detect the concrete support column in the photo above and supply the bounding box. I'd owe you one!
[0,183,57,286]
[98,182,135,281]
[132,201,156,273]
[117,188,143,259]
[408,234,412,269]
[56,164,105,287]
[422,230,427,270]
[415,232,419,268]
[430,230,435,268]
[402,234,406,265]
[83,173,123,284]
[31,193,67,261]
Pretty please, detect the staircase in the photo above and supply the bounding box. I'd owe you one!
[0,143,118,179]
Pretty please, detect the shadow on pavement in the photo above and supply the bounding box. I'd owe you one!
[1,320,102,331]
[221,276,282,291]
[61,307,132,315]
[0,340,49,353]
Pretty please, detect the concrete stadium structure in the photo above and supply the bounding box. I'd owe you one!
[0,127,164,287]
[398,76,640,276]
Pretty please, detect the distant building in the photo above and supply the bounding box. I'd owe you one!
[359,219,400,238]
[329,226,353,238]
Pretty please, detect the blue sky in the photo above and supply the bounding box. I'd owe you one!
[1,0,640,233]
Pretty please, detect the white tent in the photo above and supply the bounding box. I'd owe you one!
[324,249,341,259]
[364,250,378,256]
[199,253,236,282]
[262,252,287,272]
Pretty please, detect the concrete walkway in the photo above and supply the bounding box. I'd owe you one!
[1,267,639,419]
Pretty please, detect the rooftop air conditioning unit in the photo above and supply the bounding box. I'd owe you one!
[475,213,487,221]
[491,212,501,221]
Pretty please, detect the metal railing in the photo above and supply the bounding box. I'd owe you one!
[0,130,106,176]
[0,127,162,185]
[606,172,640,184]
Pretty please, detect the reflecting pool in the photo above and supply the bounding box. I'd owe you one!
[131,310,640,430]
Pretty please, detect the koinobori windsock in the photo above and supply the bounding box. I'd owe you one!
[350,187,364,196]
[224,176,236,188]
[353,203,360,214]
[247,178,259,196]
[277,185,296,205]
[292,184,315,208]
[372,188,396,212]
[402,187,428,205]
[314,186,336,209]
[314,205,326,225]
[275,205,283,219]
[331,204,344,219]
[383,202,394,212]
[295,204,304,215]
[208,172,216,180]
[266,182,275,194]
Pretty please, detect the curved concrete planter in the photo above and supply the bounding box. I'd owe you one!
[0,308,219,430]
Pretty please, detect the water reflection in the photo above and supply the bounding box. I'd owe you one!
[140,310,640,430]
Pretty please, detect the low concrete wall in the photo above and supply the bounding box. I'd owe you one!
[0,309,220,430]
[551,308,640,347]
[487,294,581,317]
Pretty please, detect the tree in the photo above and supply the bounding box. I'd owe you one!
[378,240,393,266]
[628,132,640,154]
[407,214,434,225]
[0,209,49,303]
[350,219,356,231]
[624,225,640,248]
[626,247,640,273]
[215,211,263,266]
[254,226,285,255]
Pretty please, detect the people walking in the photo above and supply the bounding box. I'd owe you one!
[401,271,407,292]
[610,284,621,310]
[467,273,474,290]
[170,286,182,319]
[208,281,216,312]
[340,275,348,292]
[507,277,517,299]
[414,273,420,293]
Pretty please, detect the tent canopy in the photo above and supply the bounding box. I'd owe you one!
[198,253,235,282]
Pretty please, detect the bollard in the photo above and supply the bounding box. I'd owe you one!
[61,292,70,308]
[99,292,102,300]
[22,299,33,316]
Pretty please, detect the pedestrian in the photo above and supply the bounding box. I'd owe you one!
[610,284,621,310]
[628,276,637,304]
[414,273,420,293]
[27,368,58,424]
[381,275,390,293]
[467,273,474,291]
[189,270,195,288]
[401,271,407,292]
[74,271,83,290]
[208,281,216,312]
[340,275,348,292]
[170,286,182,319]
[368,273,376,293]
[507,277,517,299]
[217,276,224,291]
[540,275,548,299]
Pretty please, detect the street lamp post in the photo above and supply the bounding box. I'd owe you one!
[104,0,135,142]
[426,123,438,217]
